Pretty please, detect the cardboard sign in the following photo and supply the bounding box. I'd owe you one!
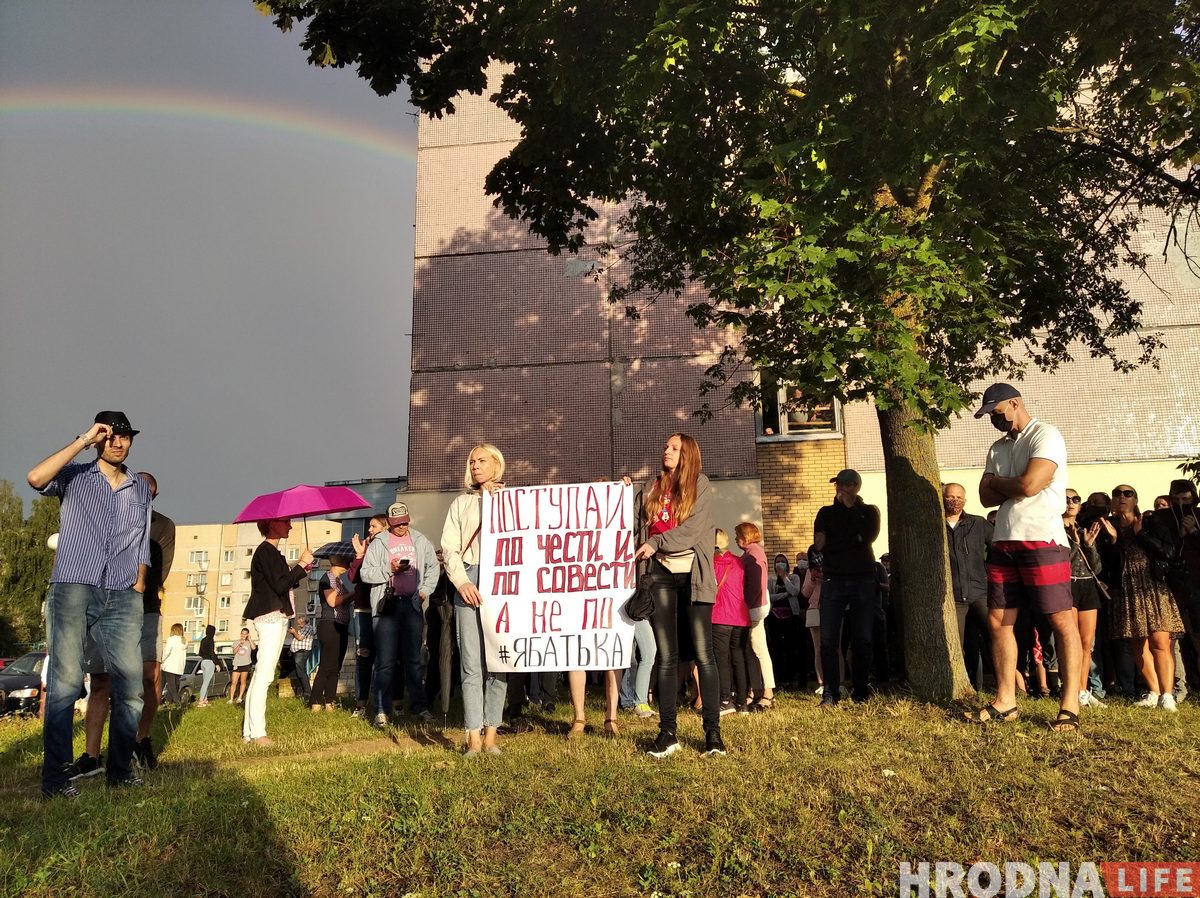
[479,482,637,672]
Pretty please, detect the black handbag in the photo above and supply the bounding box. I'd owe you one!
[624,560,655,621]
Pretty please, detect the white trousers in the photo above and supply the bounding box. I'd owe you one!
[243,616,287,739]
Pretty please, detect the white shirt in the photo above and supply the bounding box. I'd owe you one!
[984,417,1069,546]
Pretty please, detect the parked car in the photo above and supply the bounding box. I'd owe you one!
[163,654,234,705]
[0,651,46,715]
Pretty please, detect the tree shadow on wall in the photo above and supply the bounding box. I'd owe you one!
[409,206,758,488]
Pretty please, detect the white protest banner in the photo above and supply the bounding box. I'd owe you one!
[479,481,637,672]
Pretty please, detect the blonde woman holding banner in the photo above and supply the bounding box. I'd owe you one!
[442,443,508,756]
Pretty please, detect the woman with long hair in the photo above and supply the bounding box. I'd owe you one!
[161,623,186,705]
[1063,488,1104,709]
[736,521,774,710]
[441,443,508,755]
[229,628,254,704]
[1098,484,1185,711]
[242,518,313,744]
[633,433,723,757]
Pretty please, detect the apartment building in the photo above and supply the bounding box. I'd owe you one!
[162,519,341,651]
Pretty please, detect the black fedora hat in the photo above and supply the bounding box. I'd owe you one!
[94,411,139,437]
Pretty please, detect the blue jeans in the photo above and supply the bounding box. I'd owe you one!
[372,604,401,717]
[619,618,656,708]
[397,600,427,714]
[454,565,507,730]
[352,611,374,703]
[820,576,877,703]
[43,583,144,790]
[199,659,216,702]
[290,650,312,700]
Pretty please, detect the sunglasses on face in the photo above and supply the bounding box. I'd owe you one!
[1066,496,1082,504]
[1112,489,1136,499]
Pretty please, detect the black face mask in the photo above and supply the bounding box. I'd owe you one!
[989,412,1011,432]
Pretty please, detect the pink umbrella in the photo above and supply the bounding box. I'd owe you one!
[233,484,372,545]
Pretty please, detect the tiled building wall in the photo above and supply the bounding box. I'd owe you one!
[409,67,758,490]
[845,208,1200,474]
[755,438,847,563]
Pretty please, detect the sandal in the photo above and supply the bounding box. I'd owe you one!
[566,719,587,739]
[1049,710,1080,732]
[603,719,620,739]
[963,703,1019,724]
[751,696,774,712]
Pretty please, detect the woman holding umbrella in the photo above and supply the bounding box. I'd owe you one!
[243,518,313,745]
[442,443,508,755]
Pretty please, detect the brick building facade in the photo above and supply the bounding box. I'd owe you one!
[405,67,1200,564]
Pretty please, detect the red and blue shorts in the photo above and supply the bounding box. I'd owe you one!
[986,540,1073,615]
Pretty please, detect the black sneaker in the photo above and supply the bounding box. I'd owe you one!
[647,730,680,758]
[42,780,81,800]
[498,715,534,735]
[704,729,727,756]
[108,773,145,789]
[718,701,736,717]
[65,752,104,781]
[134,737,158,771]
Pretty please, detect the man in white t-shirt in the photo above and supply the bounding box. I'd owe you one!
[965,383,1083,731]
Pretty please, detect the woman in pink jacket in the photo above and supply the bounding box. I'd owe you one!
[736,523,774,711]
[711,529,751,715]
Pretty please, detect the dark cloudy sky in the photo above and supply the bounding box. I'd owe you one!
[0,1,418,523]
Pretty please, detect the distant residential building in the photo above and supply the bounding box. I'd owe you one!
[162,519,341,651]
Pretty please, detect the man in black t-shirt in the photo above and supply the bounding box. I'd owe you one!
[813,469,881,706]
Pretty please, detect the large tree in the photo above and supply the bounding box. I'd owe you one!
[262,0,1200,700]
[0,482,57,653]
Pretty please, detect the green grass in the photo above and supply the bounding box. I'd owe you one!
[1,692,1197,897]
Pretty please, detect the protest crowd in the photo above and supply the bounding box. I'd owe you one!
[26,387,1200,797]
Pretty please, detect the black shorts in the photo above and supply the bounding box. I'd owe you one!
[1071,578,1102,613]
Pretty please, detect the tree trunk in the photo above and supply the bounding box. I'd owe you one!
[876,404,974,702]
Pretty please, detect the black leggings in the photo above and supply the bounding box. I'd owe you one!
[310,619,349,706]
[648,562,720,733]
[712,623,750,707]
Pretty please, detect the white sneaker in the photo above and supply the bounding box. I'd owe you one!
[1133,692,1160,708]
[814,685,825,696]
[1078,690,1090,707]
[1159,693,1178,713]
[1086,692,1106,708]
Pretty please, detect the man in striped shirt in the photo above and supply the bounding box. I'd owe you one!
[27,411,153,798]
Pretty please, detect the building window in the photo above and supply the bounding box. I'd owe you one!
[220,572,232,586]
[758,381,841,439]
[188,550,208,564]
[219,596,231,609]
[223,550,235,564]
[185,596,205,611]
[288,548,300,562]
[218,620,229,633]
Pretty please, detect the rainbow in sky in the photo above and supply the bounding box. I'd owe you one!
[0,84,417,163]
